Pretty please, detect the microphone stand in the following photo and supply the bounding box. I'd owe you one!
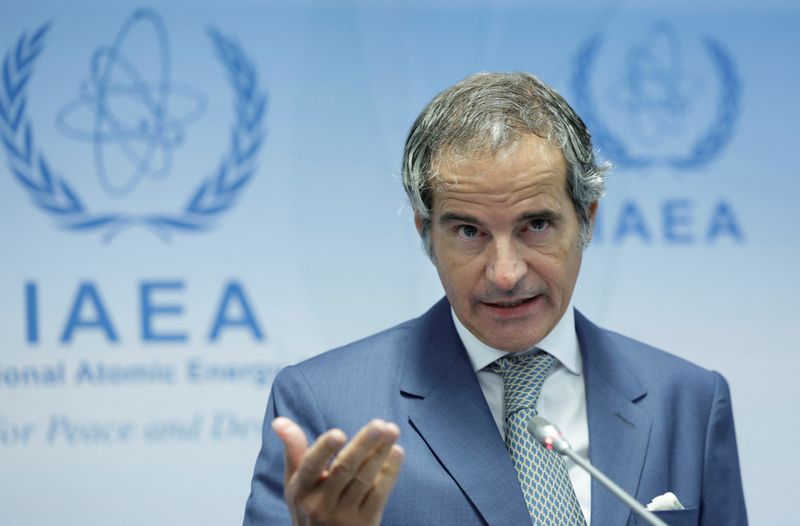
[528,416,668,526]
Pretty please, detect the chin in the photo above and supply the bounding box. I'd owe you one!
[484,331,543,353]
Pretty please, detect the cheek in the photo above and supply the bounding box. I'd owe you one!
[435,259,482,300]
[554,253,583,295]
[532,249,582,289]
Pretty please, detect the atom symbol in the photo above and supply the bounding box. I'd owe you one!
[56,8,206,197]
[609,22,698,145]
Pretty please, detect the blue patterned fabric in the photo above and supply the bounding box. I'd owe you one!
[492,352,587,525]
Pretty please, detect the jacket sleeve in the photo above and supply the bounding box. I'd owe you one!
[243,365,328,526]
[701,372,748,525]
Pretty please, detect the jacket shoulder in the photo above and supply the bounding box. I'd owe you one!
[577,310,723,398]
[289,318,415,376]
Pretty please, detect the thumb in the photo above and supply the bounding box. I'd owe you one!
[272,417,308,479]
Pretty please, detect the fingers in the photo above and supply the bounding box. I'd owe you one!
[273,417,346,489]
[273,417,404,524]
[336,422,400,507]
[324,421,399,507]
[294,428,347,489]
[361,444,404,517]
[272,417,308,476]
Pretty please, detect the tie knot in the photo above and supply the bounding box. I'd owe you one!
[491,351,556,415]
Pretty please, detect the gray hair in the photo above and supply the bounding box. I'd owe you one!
[401,72,609,257]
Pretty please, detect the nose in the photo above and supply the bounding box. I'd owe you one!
[486,238,527,291]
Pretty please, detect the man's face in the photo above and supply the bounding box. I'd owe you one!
[417,134,595,353]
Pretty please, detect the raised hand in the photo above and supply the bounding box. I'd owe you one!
[273,416,404,526]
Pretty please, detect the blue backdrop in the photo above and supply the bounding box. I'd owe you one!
[1,0,797,524]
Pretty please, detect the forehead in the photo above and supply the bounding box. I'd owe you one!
[430,135,569,212]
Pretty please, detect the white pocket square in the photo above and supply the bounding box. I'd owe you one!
[646,492,685,511]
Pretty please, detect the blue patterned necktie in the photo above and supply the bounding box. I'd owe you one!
[492,351,586,526]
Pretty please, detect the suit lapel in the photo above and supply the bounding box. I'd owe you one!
[576,311,653,526]
[401,299,531,526]
[399,302,653,525]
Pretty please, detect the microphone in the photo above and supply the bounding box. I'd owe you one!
[528,416,668,526]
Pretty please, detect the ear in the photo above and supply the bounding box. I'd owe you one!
[413,212,425,236]
[587,200,599,239]
[588,201,599,224]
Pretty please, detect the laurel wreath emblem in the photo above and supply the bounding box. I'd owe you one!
[572,34,740,170]
[0,22,265,242]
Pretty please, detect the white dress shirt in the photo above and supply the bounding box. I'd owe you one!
[452,305,592,524]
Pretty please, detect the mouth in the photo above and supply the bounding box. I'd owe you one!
[480,295,541,317]
[483,297,535,308]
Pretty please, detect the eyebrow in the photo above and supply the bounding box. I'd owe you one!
[437,209,563,226]
[519,210,563,223]
[438,212,484,227]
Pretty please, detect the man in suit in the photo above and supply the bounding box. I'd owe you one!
[243,72,747,525]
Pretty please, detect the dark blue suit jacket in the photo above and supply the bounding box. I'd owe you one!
[244,299,747,525]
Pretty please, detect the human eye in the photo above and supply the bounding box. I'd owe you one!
[456,224,481,240]
[526,218,550,233]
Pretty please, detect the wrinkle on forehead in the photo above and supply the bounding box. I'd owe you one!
[430,136,566,203]
[429,131,560,178]
[436,178,565,212]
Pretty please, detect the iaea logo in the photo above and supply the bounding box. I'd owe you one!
[572,22,741,170]
[0,8,266,242]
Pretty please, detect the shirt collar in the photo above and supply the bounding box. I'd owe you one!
[451,303,582,376]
